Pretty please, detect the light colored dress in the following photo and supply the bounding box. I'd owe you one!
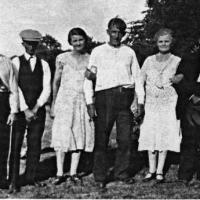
[51,52,94,152]
[138,54,182,152]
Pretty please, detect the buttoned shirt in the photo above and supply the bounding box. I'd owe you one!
[0,55,19,113]
[12,52,51,111]
[86,43,144,104]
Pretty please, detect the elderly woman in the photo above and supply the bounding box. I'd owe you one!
[138,28,183,183]
[50,27,94,185]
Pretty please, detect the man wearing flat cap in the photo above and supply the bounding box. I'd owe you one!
[9,29,51,192]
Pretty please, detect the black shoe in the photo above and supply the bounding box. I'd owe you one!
[8,184,20,194]
[155,174,165,184]
[53,176,66,185]
[69,174,82,184]
[113,177,135,186]
[96,181,107,192]
[27,180,46,187]
[143,172,156,182]
[178,179,190,187]
[123,177,135,184]
[0,180,9,189]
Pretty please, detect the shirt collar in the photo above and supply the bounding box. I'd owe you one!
[24,52,36,61]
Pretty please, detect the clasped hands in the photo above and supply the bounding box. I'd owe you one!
[24,104,40,123]
[134,104,145,123]
[87,104,96,121]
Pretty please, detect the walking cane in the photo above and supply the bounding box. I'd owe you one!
[6,124,13,180]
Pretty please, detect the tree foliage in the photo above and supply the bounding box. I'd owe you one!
[41,34,62,50]
[86,36,104,54]
[125,0,200,59]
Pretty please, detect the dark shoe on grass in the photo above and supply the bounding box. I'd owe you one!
[53,176,66,185]
[143,172,156,182]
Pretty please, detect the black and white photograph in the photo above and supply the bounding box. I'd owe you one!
[0,0,200,198]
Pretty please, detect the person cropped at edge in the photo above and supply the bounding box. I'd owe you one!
[0,55,18,189]
[50,28,94,186]
[138,28,183,183]
[175,53,200,187]
[9,29,51,193]
[84,17,145,190]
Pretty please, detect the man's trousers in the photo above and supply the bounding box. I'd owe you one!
[93,87,134,182]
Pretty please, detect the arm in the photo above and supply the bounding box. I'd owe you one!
[32,60,51,115]
[50,57,63,118]
[7,61,19,125]
[85,48,98,81]
[131,51,145,117]
[83,78,96,120]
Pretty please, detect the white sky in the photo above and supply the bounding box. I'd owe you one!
[0,0,147,56]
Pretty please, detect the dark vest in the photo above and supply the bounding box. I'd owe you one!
[18,55,43,109]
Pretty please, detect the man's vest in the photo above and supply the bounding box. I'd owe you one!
[18,55,43,109]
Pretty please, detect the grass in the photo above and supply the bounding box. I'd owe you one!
[2,106,200,199]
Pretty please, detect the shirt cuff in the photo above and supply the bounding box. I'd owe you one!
[137,95,145,104]
[189,94,194,100]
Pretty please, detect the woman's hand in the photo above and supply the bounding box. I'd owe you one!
[169,74,184,84]
[87,104,96,121]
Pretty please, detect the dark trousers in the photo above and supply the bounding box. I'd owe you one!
[93,87,134,182]
[178,118,200,181]
[0,93,10,182]
[9,108,46,186]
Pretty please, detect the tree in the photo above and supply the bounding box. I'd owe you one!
[41,34,62,51]
[86,36,104,54]
[125,0,200,59]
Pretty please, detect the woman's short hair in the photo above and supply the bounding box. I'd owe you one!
[108,17,127,33]
[154,28,173,42]
[68,27,88,45]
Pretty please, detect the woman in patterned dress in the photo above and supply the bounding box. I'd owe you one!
[138,28,183,183]
[50,28,94,185]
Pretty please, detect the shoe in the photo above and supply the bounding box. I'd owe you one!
[8,184,20,194]
[155,174,165,184]
[114,177,135,185]
[178,179,189,186]
[53,176,66,185]
[68,174,82,185]
[143,172,156,182]
[0,180,9,189]
[27,180,46,187]
[96,181,107,192]
[123,177,135,184]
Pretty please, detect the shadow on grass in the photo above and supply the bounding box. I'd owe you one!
[29,138,180,183]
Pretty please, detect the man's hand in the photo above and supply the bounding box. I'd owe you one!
[169,74,184,84]
[7,113,17,126]
[32,104,40,115]
[24,109,35,123]
[191,95,200,105]
[85,69,96,81]
[87,104,96,121]
[135,104,145,118]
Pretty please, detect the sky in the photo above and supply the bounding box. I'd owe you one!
[0,0,146,56]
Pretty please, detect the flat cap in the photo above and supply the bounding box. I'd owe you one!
[19,29,42,41]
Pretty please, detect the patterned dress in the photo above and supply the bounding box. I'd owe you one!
[51,52,94,152]
[138,54,182,152]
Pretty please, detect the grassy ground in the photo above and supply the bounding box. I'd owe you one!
[1,106,200,199]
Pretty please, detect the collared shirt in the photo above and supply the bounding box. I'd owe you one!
[87,43,145,104]
[12,52,51,111]
[0,56,19,113]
